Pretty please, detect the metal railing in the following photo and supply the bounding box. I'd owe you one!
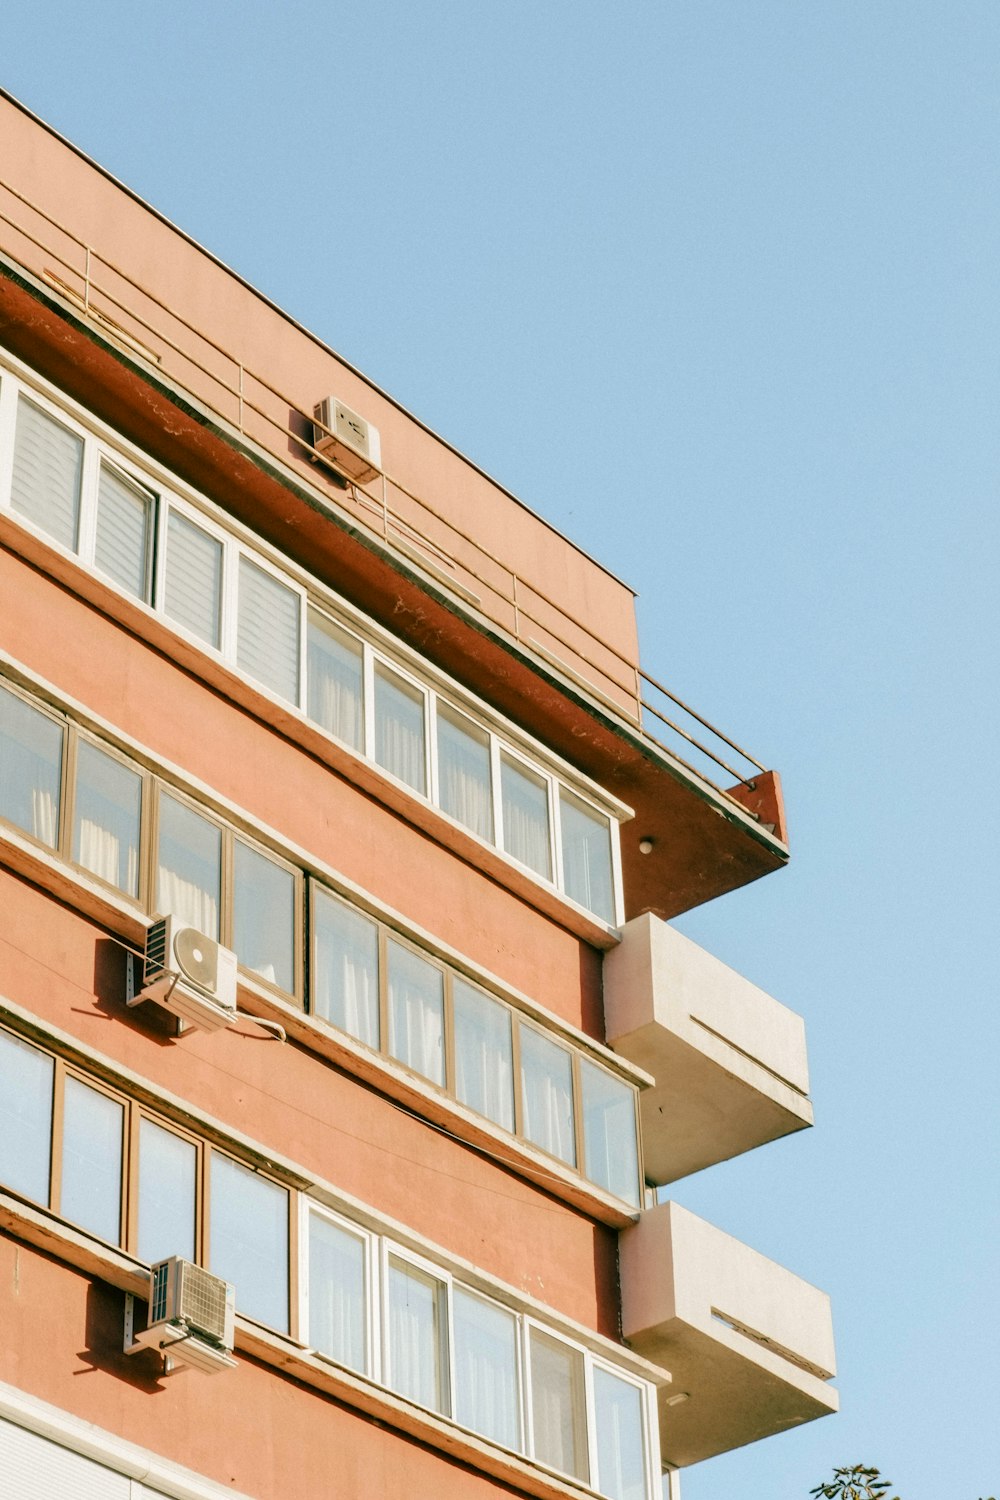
[0,173,769,812]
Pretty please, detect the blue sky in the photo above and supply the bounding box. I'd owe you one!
[3,3,999,1495]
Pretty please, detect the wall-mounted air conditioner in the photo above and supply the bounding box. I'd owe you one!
[132,1257,237,1374]
[129,915,238,1033]
[312,396,382,483]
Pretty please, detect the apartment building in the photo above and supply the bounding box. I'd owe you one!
[0,90,837,1500]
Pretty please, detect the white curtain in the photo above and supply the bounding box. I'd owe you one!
[375,669,426,793]
[31,787,58,847]
[530,1334,585,1480]
[313,895,379,1047]
[157,865,218,936]
[437,712,492,839]
[388,943,444,1084]
[308,1215,366,1374]
[500,757,551,877]
[521,1030,576,1165]
[453,1291,520,1449]
[387,1261,441,1411]
[77,817,124,887]
[453,982,514,1131]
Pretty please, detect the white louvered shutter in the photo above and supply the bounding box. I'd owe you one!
[163,510,223,647]
[236,555,300,703]
[95,464,153,600]
[10,397,84,550]
[0,1417,131,1500]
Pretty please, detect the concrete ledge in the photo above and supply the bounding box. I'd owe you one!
[604,914,813,1184]
[620,1201,837,1466]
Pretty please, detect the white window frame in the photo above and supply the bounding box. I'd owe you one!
[300,1198,379,1381]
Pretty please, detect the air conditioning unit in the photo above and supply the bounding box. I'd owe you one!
[312,396,382,483]
[133,1257,236,1374]
[132,915,238,1033]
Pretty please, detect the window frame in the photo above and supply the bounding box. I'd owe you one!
[0,355,628,928]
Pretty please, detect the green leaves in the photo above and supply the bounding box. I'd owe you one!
[809,1466,900,1500]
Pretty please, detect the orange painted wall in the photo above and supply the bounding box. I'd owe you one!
[0,546,604,1036]
[0,1235,532,1500]
[0,866,618,1334]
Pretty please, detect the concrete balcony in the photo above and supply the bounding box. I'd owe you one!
[603,914,813,1185]
[620,1201,837,1466]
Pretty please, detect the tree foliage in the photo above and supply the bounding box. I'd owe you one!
[809,1464,995,1500]
[810,1466,899,1500]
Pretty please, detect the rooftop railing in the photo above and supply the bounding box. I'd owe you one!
[0,173,769,814]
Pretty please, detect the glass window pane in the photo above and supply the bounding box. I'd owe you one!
[0,685,63,847]
[520,1026,576,1166]
[61,1077,123,1245]
[594,1368,647,1500]
[374,665,426,793]
[10,396,83,549]
[500,755,551,878]
[437,705,492,841]
[0,1029,53,1204]
[210,1153,289,1333]
[233,841,295,992]
[156,793,221,937]
[164,510,222,648]
[529,1330,587,1481]
[453,980,514,1132]
[581,1060,640,1207]
[137,1118,197,1264]
[386,1256,447,1413]
[237,556,300,703]
[312,888,379,1048]
[307,611,363,751]
[453,1288,520,1450]
[387,940,444,1085]
[94,464,153,601]
[560,791,615,923]
[308,1212,368,1374]
[73,740,142,896]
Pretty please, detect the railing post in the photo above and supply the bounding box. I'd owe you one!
[84,246,91,314]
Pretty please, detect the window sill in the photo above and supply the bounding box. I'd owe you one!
[0,1192,668,1500]
[0,513,625,948]
[0,816,648,1229]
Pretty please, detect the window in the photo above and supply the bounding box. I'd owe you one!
[0,1028,53,1204]
[1,363,626,927]
[500,753,551,878]
[580,1059,640,1209]
[312,888,380,1047]
[307,1209,370,1375]
[374,663,426,793]
[560,790,614,925]
[437,704,492,841]
[60,1076,124,1246]
[237,556,300,703]
[210,1152,289,1334]
[94,463,154,601]
[520,1025,576,1166]
[307,610,363,751]
[529,1329,588,1481]
[163,510,223,648]
[453,1288,521,1449]
[156,791,222,937]
[233,839,296,992]
[10,396,83,549]
[453,979,514,1132]
[73,739,142,896]
[593,1367,648,1500]
[387,940,445,1086]
[0,1022,658,1499]
[0,683,63,846]
[137,1117,197,1265]
[386,1255,448,1413]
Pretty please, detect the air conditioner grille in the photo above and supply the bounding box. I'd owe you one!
[177,1260,230,1344]
[144,917,169,984]
[149,1260,171,1325]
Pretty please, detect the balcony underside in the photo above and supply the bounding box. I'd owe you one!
[0,259,788,927]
